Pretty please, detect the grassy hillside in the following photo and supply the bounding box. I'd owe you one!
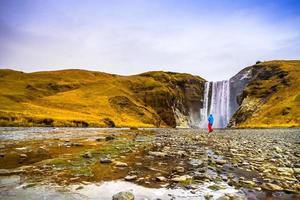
[0,69,205,127]
[229,60,300,128]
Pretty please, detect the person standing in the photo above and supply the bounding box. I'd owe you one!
[208,114,214,133]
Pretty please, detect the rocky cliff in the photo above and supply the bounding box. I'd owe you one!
[0,69,205,128]
[228,60,300,128]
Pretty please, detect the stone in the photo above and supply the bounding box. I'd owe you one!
[149,151,167,157]
[175,166,185,173]
[261,183,283,191]
[208,184,226,191]
[156,176,166,182]
[76,186,83,190]
[124,175,137,181]
[36,147,49,155]
[277,167,294,174]
[293,168,300,174]
[171,175,192,182]
[112,191,134,200]
[0,153,5,157]
[19,154,28,159]
[274,146,283,153]
[105,136,115,141]
[71,143,84,147]
[189,159,203,167]
[82,152,92,159]
[95,137,106,141]
[16,147,31,153]
[240,180,256,187]
[100,158,112,164]
[115,162,128,167]
[215,160,227,165]
[204,193,213,200]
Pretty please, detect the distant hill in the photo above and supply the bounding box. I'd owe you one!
[229,60,300,128]
[0,60,299,128]
[0,69,205,127]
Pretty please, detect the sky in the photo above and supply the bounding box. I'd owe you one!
[0,0,300,81]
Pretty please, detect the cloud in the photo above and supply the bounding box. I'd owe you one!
[0,0,299,81]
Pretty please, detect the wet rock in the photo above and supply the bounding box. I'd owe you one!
[240,180,256,187]
[100,158,112,164]
[261,183,283,191]
[76,186,84,190]
[82,152,92,159]
[112,191,134,200]
[171,175,192,182]
[208,184,226,191]
[105,136,115,141]
[71,143,84,147]
[156,176,167,182]
[115,162,128,167]
[124,175,137,181]
[95,137,106,141]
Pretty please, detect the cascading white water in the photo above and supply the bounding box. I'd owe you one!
[200,80,230,128]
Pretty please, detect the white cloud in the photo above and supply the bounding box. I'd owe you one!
[0,1,299,81]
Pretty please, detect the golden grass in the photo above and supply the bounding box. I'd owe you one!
[0,69,203,127]
[237,60,300,128]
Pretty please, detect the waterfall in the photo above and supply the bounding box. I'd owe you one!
[200,80,231,128]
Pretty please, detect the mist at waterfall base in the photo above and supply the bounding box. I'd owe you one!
[199,80,232,128]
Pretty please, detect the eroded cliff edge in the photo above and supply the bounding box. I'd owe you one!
[228,60,300,128]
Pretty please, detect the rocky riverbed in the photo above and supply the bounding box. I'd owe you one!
[0,128,299,199]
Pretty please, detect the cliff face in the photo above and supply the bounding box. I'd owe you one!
[228,60,300,128]
[0,69,205,128]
